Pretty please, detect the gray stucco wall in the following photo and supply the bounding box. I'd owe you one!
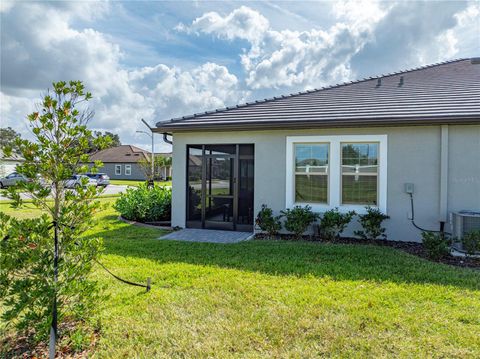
[171,125,480,242]
[96,163,147,180]
[448,126,480,213]
[91,162,172,180]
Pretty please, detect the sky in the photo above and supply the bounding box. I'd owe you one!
[1,1,479,152]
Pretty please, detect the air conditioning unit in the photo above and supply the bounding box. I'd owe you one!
[451,210,480,240]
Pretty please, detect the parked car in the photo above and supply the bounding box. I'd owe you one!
[0,172,29,188]
[85,172,110,187]
[64,175,97,189]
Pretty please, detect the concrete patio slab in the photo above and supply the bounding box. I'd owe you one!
[159,228,254,243]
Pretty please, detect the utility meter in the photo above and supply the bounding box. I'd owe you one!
[404,183,414,194]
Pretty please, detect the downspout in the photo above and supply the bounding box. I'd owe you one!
[162,132,173,145]
[439,125,449,232]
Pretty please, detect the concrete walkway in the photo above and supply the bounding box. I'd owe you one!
[159,228,254,243]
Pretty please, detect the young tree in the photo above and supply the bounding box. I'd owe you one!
[138,157,153,181]
[162,156,172,174]
[0,81,110,351]
[156,155,172,180]
[138,155,172,181]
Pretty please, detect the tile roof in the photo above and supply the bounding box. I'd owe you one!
[89,145,149,163]
[156,58,480,132]
[89,145,172,163]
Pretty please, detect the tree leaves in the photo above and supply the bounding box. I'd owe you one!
[0,81,106,345]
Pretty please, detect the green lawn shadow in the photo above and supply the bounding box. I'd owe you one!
[95,222,480,291]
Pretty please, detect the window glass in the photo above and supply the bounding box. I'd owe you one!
[188,145,203,156]
[206,157,233,196]
[295,175,328,203]
[294,143,328,203]
[341,143,378,205]
[239,144,254,156]
[115,165,121,175]
[238,158,254,225]
[205,144,236,155]
[125,165,132,176]
[187,146,202,221]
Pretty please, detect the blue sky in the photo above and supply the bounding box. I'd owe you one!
[1,0,479,152]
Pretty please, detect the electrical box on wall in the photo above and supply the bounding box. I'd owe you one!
[404,183,414,194]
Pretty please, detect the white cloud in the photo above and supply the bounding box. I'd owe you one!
[242,25,364,89]
[177,5,269,43]
[180,4,388,90]
[435,2,480,59]
[332,0,390,30]
[0,1,15,13]
[1,1,120,96]
[0,92,37,133]
[349,1,473,76]
[180,2,477,90]
[128,62,245,121]
[2,1,478,153]
[0,1,244,152]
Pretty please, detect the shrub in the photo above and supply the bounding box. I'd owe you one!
[354,206,390,240]
[422,232,451,260]
[255,204,282,238]
[462,230,480,256]
[281,205,319,240]
[319,208,356,241]
[114,184,171,222]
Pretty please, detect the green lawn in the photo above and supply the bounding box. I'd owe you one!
[110,179,172,187]
[1,200,480,357]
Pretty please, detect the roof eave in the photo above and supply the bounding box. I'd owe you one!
[154,115,480,133]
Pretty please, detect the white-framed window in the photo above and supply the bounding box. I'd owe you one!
[286,135,387,214]
[125,164,132,176]
[115,164,121,175]
[294,143,329,204]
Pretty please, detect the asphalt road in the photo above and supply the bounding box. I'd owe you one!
[0,184,130,201]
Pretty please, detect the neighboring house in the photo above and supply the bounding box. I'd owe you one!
[89,145,172,180]
[0,149,24,177]
[155,58,480,242]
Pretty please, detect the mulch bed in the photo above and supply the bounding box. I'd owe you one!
[255,233,480,269]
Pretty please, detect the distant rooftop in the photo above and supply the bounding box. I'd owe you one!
[89,145,171,163]
[156,58,480,132]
